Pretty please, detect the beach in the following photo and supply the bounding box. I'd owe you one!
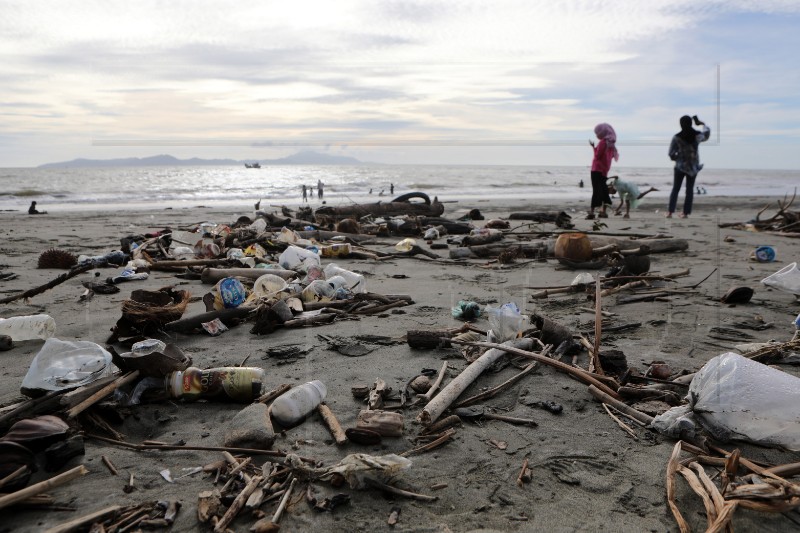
[1,193,799,532]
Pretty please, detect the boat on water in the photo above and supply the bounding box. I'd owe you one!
[245,162,261,168]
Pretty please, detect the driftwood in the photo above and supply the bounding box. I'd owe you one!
[201,267,296,284]
[461,231,504,246]
[149,259,229,271]
[508,211,573,229]
[450,236,688,260]
[44,505,124,533]
[415,217,474,235]
[315,197,445,222]
[318,403,348,445]
[450,242,547,260]
[0,465,88,511]
[718,190,799,234]
[297,229,375,243]
[418,338,534,425]
[165,306,256,333]
[0,263,93,304]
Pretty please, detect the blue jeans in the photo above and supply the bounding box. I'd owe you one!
[668,169,696,215]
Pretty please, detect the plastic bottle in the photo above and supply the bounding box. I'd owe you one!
[0,314,56,341]
[323,264,365,293]
[166,367,265,402]
[270,380,327,426]
[320,243,352,258]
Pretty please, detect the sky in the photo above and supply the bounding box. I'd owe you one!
[1,0,799,169]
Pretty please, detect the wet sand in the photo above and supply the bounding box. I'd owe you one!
[1,194,798,532]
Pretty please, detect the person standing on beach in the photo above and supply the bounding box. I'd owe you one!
[587,123,619,219]
[302,184,308,202]
[667,115,710,218]
[317,179,324,200]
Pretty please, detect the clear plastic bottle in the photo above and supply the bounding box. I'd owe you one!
[166,367,265,402]
[270,380,327,426]
[323,264,365,293]
[0,314,56,341]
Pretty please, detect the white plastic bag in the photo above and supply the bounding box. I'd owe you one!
[761,262,800,295]
[485,302,527,342]
[278,245,321,271]
[22,338,115,393]
[651,352,800,450]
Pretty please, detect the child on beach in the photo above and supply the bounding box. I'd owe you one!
[587,123,619,219]
[607,176,658,218]
[28,201,47,214]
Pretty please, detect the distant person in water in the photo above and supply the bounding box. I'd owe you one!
[667,115,710,218]
[317,179,324,200]
[607,176,658,219]
[28,201,47,214]
[390,183,394,195]
[302,184,308,202]
[579,179,584,188]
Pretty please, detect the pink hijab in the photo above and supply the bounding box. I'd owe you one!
[594,123,619,161]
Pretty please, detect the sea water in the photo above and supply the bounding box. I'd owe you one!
[0,164,797,212]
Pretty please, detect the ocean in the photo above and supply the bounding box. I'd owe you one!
[0,165,798,213]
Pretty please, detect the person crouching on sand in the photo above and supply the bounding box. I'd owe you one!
[587,123,619,220]
[28,201,47,214]
[607,176,658,219]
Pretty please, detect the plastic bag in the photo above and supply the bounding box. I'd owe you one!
[651,352,800,450]
[395,238,416,252]
[761,262,800,295]
[22,338,115,393]
[279,245,321,271]
[486,302,526,342]
[285,453,411,490]
[452,300,481,321]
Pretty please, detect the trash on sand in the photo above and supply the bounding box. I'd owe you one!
[486,302,526,342]
[451,300,481,321]
[761,262,800,295]
[21,338,115,395]
[651,352,800,450]
[285,453,412,490]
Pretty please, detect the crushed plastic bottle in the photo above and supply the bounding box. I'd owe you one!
[270,381,327,426]
[0,314,56,341]
[323,264,365,293]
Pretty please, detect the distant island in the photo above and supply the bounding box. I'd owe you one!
[38,150,363,168]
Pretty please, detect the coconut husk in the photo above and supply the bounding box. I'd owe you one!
[111,287,190,341]
[0,441,36,491]
[0,415,69,451]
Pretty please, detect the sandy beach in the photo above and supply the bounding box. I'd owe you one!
[1,194,799,532]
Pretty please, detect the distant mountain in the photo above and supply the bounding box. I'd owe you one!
[38,151,363,168]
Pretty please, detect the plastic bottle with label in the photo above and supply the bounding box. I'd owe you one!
[270,380,327,426]
[166,367,265,402]
[0,314,56,341]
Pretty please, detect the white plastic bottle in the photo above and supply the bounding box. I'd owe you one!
[270,380,327,426]
[0,314,56,341]
[322,264,365,293]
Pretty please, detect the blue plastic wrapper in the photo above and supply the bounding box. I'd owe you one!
[754,245,776,262]
[452,300,481,321]
[219,277,247,308]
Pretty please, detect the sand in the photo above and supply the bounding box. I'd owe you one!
[1,194,799,532]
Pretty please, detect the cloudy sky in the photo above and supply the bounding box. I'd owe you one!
[2,0,799,168]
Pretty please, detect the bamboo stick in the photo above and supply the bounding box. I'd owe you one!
[67,371,141,419]
[44,505,123,533]
[318,403,348,445]
[0,465,88,511]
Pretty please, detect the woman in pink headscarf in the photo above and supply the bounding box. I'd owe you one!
[587,122,619,219]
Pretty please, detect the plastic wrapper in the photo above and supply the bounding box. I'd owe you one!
[285,453,412,490]
[651,352,800,450]
[761,262,800,295]
[486,302,526,342]
[22,338,115,393]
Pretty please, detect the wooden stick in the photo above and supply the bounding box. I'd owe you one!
[365,479,438,502]
[587,385,653,425]
[0,264,93,304]
[602,404,637,439]
[592,276,604,374]
[44,505,123,533]
[418,339,534,425]
[400,428,455,457]
[214,475,263,533]
[419,361,449,404]
[0,465,88,511]
[318,403,348,445]
[271,477,297,525]
[516,458,530,488]
[454,362,537,408]
[666,442,691,533]
[257,384,292,404]
[447,339,621,400]
[0,466,29,490]
[67,371,141,419]
[101,455,119,476]
[86,434,287,457]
